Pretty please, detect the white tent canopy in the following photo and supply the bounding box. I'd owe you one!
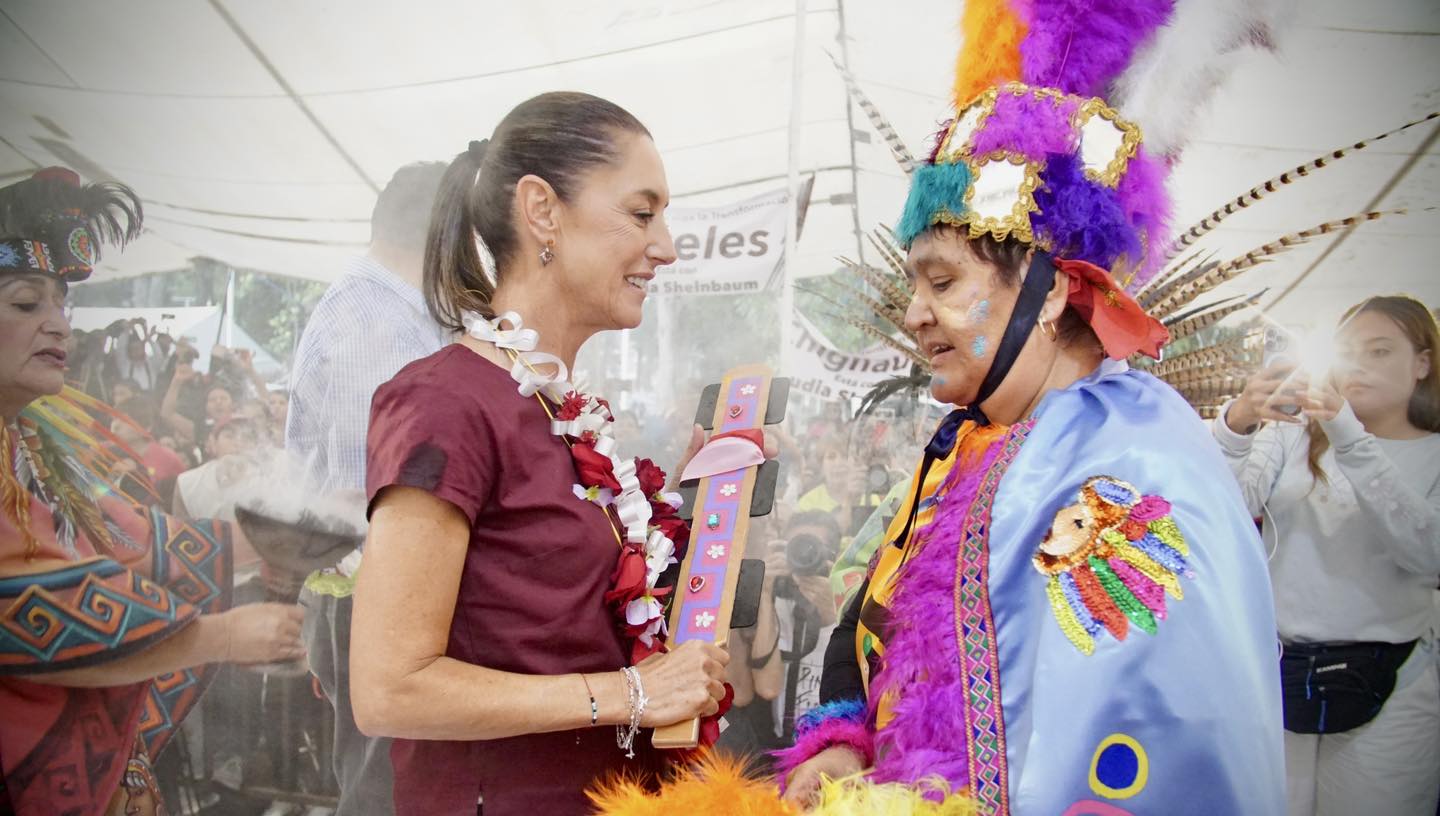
[1,0,1435,331]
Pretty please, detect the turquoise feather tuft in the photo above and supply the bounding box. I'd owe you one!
[894,161,973,248]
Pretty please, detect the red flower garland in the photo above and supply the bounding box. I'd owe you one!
[558,395,691,665]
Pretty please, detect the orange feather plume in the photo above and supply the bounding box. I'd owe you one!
[953,0,1026,108]
[587,752,794,816]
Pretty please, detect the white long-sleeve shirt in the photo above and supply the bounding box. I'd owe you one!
[1212,402,1440,643]
[284,255,447,495]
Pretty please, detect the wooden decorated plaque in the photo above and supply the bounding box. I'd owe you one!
[652,364,776,749]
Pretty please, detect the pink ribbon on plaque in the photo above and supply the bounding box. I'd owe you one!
[679,429,765,482]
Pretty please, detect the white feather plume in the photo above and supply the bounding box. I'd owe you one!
[1110,0,1297,159]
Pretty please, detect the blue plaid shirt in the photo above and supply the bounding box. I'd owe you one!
[285,256,447,494]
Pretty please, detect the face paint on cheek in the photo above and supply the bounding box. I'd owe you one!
[971,335,988,359]
[967,299,990,323]
[933,375,946,385]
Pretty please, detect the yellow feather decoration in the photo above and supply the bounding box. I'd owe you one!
[812,773,978,815]
[587,753,977,815]
[954,0,1027,109]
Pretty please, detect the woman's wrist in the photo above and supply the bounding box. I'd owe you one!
[590,669,630,727]
[1223,401,1259,435]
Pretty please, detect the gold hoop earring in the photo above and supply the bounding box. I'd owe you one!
[539,242,555,266]
[1039,318,1058,341]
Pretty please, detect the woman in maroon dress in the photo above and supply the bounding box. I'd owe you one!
[349,93,729,816]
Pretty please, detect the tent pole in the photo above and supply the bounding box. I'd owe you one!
[781,0,807,368]
[835,0,865,267]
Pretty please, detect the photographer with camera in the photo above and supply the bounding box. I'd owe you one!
[106,318,161,393]
[159,341,271,462]
[764,511,843,742]
[715,511,843,768]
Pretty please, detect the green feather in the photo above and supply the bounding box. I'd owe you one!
[895,162,972,248]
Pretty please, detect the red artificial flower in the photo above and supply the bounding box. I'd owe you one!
[556,391,588,421]
[604,542,649,612]
[631,636,666,665]
[634,457,667,498]
[654,515,690,552]
[571,440,622,492]
[698,682,736,748]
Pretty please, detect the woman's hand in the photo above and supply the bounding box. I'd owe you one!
[1225,362,1308,433]
[782,744,868,809]
[218,602,305,665]
[1301,380,1346,422]
[762,538,791,592]
[668,424,706,490]
[633,639,729,726]
[795,575,838,628]
[667,425,783,490]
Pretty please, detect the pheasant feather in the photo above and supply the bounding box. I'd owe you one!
[841,255,912,316]
[1150,210,1400,319]
[1163,112,1438,262]
[797,279,910,340]
[1137,248,1215,307]
[1163,292,1264,343]
[825,49,916,174]
[818,310,930,369]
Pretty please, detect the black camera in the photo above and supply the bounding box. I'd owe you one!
[785,532,831,577]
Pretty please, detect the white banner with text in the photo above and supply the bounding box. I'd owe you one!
[784,313,915,403]
[649,187,788,297]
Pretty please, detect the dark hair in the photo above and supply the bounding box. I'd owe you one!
[1305,294,1440,484]
[787,509,844,544]
[424,92,651,331]
[960,231,1100,351]
[371,162,447,251]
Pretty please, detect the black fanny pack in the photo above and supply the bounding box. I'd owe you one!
[1280,639,1418,734]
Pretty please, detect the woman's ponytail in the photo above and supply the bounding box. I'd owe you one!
[423,93,652,332]
[423,139,493,331]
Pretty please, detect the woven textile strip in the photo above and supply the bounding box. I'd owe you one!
[956,420,1032,814]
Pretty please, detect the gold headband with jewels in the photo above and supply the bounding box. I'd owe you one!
[895,82,1151,280]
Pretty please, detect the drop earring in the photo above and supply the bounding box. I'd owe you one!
[539,242,555,266]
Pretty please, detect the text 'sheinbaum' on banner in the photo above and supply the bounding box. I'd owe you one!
[651,188,788,297]
[785,313,915,403]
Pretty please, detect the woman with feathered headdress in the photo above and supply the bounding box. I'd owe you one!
[0,167,304,815]
[762,1,1295,813]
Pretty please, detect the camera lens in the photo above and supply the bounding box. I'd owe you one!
[785,533,829,577]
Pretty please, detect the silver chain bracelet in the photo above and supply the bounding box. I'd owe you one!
[616,666,647,758]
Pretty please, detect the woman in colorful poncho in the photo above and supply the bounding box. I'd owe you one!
[0,168,303,815]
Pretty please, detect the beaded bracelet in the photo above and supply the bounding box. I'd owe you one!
[580,673,598,726]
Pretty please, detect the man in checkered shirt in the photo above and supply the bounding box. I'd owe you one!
[286,162,447,816]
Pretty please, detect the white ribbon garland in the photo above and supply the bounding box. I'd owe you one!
[464,310,678,592]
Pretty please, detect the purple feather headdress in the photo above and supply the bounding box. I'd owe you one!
[895,0,1180,290]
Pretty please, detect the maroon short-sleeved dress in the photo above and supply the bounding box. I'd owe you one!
[365,344,666,815]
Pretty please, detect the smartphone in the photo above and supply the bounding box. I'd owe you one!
[1261,326,1302,416]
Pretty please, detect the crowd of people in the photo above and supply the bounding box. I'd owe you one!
[2,10,1438,816]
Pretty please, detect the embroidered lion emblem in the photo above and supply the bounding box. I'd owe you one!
[1033,476,1194,655]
